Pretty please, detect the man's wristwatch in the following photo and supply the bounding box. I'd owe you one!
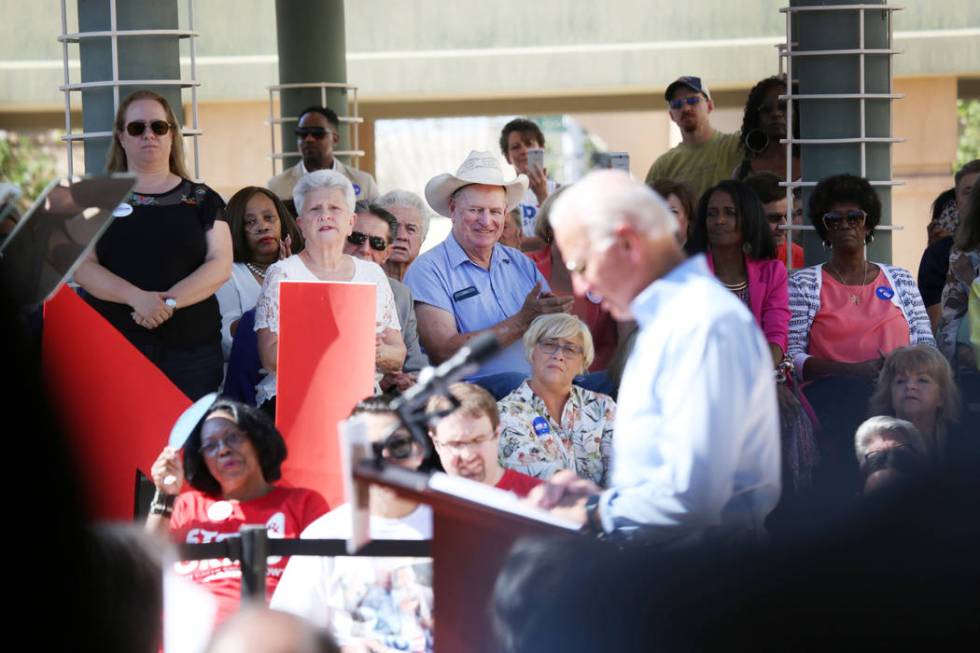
[582,493,604,537]
[164,297,177,310]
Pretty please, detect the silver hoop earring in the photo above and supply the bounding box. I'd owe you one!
[744,129,769,154]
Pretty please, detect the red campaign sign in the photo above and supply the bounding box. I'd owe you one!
[275,281,376,509]
[42,287,190,520]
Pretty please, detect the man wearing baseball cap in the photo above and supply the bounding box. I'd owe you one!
[645,76,743,200]
[404,151,573,397]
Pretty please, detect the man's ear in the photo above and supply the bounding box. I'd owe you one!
[332,130,340,145]
[706,97,715,113]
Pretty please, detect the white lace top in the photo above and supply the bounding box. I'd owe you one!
[253,254,400,406]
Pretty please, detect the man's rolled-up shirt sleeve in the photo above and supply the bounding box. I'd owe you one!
[597,318,778,543]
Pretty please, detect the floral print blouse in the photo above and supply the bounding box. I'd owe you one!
[497,380,616,487]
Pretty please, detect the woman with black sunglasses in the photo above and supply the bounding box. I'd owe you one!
[147,398,328,626]
[75,90,232,399]
[787,174,933,495]
[253,169,405,416]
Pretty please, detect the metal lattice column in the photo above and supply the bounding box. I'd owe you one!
[266,82,365,177]
[59,0,202,179]
[779,1,904,269]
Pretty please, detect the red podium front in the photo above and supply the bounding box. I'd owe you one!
[353,463,579,653]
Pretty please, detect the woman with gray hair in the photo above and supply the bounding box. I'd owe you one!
[254,170,405,415]
[853,415,929,494]
[497,314,616,486]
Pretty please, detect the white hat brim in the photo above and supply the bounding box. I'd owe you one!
[425,174,529,218]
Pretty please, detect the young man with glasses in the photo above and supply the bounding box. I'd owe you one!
[644,76,744,200]
[271,396,434,651]
[344,202,429,389]
[427,383,542,498]
[267,106,379,204]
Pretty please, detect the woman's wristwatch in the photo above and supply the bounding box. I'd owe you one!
[149,489,176,518]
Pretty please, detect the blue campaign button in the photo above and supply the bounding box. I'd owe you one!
[875,286,894,300]
[353,183,362,196]
[522,204,536,220]
[532,416,550,436]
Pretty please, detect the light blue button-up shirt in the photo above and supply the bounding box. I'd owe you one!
[599,255,781,546]
[404,233,547,378]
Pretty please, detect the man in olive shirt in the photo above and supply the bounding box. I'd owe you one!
[645,76,743,200]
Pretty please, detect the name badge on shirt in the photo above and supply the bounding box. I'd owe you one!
[875,286,894,301]
[453,286,479,302]
[532,416,551,436]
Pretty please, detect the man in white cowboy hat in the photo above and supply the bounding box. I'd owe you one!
[404,151,573,396]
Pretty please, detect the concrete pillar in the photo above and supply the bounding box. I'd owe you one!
[791,0,895,263]
[77,0,183,174]
[274,0,349,170]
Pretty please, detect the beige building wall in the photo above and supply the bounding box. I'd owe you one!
[891,76,961,275]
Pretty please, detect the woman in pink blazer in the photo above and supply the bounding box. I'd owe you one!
[688,179,816,496]
[689,179,789,367]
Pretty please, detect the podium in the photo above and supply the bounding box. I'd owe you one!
[353,461,580,653]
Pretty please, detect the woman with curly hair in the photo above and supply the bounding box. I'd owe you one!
[147,398,328,624]
[733,75,801,182]
[788,174,934,487]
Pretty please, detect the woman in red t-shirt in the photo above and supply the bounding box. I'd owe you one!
[147,398,328,623]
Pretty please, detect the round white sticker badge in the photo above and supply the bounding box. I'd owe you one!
[112,203,134,218]
[586,291,603,305]
[207,500,234,522]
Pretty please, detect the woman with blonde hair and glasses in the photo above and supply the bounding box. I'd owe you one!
[75,90,231,399]
[497,314,616,486]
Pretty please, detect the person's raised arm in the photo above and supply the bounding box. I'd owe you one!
[145,446,184,537]
[165,220,232,309]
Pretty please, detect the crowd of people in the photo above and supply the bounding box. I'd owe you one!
[40,74,979,650]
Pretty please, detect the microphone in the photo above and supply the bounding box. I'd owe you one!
[393,332,500,413]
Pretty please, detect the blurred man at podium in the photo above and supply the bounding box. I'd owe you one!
[530,170,781,548]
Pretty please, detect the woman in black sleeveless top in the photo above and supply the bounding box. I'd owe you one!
[75,90,232,399]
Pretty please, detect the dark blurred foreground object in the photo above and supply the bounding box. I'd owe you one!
[494,465,980,652]
[206,606,339,653]
[0,175,133,309]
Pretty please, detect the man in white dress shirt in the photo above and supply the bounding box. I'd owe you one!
[529,170,781,547]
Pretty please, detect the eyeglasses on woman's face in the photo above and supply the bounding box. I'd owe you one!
[347,231,388,251]
[199,429,248,457]
[125,120,174,137]
[822,209,867,231]
[537,338,584,358]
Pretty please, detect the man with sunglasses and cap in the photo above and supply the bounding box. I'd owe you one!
[271,396,434,651]
[405,151,574,399]
[268,106,379,204]
[644,76,744,200]
[345,201,429,391]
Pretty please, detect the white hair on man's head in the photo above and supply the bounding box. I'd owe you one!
[854,415,926,462]
[549,170,678,243]
[375,189,432,238]
[293,169,355,215]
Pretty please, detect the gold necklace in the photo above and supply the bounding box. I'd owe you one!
[826,261,872,304]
